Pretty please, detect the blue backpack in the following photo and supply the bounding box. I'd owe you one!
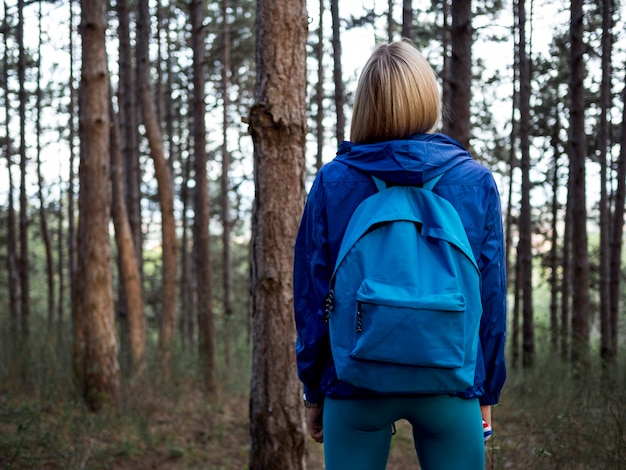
[325,175,482,394]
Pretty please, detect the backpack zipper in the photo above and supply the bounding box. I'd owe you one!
[356,302,362,333]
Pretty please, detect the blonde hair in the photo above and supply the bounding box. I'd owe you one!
[350,40,441,144]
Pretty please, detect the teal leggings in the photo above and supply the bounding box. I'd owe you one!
[323,395,484,470]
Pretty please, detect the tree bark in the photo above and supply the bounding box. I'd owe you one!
[315,0,324,172]
[18,0,30,349]
[35,4,55,329]
[402,0,414,41]
[78,0,120,410]
[598,0,613,364]
[568,0,590,367]
[517,0,534,368]
[330,0,345,144]
[110,100,147,377]
[443,0,472,148]
[221,0,235,371]
[117,0,143,280]
[609,69,626,365]
[136,0,178,370]
[3,0,19,349]
[248,0,308,467]
[190,0,217,392]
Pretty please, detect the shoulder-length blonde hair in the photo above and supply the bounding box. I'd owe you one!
[350,40,441,144]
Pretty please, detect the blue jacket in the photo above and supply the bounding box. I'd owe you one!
[294,133,507,406]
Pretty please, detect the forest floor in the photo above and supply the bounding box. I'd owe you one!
[1,358,625,469]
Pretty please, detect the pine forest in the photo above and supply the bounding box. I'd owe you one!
[1,0,626,468]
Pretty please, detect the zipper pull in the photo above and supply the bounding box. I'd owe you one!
[324,289,334,322]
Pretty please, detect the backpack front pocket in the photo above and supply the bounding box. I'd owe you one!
[350,279,467,369]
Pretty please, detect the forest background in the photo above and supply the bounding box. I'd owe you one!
[2,0,626,468]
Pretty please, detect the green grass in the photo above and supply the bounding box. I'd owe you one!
[1,332,626,469]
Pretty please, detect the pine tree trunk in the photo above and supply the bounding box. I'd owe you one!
[18,0,30,350]
[518,0,534,368]
[248,0,308,467]
[136,0,178,371]
[78,0,120,410]
[568,0,591,367]
[609,72,626,364]
[3,2,19,350]
[330,0,345,144]
[190,0,216,392]
[402,0,414,41]
[598,0,613,364]
[315,0,324,172]
[443,0,472,148]
[35,4,55,328]
[221,0,234,371]
[110,102,146,377]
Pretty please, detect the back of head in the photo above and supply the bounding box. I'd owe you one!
[350,40,441,144]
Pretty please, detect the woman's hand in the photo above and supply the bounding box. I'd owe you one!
[306,406,324,443]
[480,405,491,426]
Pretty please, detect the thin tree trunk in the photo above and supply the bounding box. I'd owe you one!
[248,0,308,466]
[568,0,590,367]
[330,0,345,144]
[402,0,413,41]
[609,69,626,365]
[387,0,394,42]
[598,0,613,365]
[221,0,234,371]
[443,0,472,148]
[190,0,216,392]
[560,200,571,361]
[549,122,561,351]
[136,0,178,371]
[18,0,30,350]
[35,3,55,329]
[518,0,534,368]
[110,99,146,377]
[117,0,142,278]
[315,0,324,172]
[79,0,120,410]
[70,0,83,383]
[3,0,19,348]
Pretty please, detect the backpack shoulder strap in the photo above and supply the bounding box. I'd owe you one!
[371,173,444,192]
[423,173,444,191]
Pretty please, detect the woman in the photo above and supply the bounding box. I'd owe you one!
[293,40,506,469]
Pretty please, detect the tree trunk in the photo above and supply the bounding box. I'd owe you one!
[190,0,217,392]
[518,0,534,368]
[3,0,19,349]
[248,0,308,467]
[110,100,147,377]
[560,200,571,361]
[18,0,30,350]
[568,0,590,367]
[609,70,626,365]
[402,0,414,41]
[117,0,143,283]
[598,0,613,365]
[549,124,561,351]
[387,0,394,42]
[221,0,235,371]
[70,0,83,383]
[315,0,324,172]
[78,0,120,411]
[443,0,472,148]
[136,0,178,370]
[35,4,55,329]
[330,0,345,144]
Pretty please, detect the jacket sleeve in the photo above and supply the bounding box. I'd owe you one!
[293,176,332,405]
[476,175,507,406]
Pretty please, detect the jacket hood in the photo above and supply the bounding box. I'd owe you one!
[334,133,472,186]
